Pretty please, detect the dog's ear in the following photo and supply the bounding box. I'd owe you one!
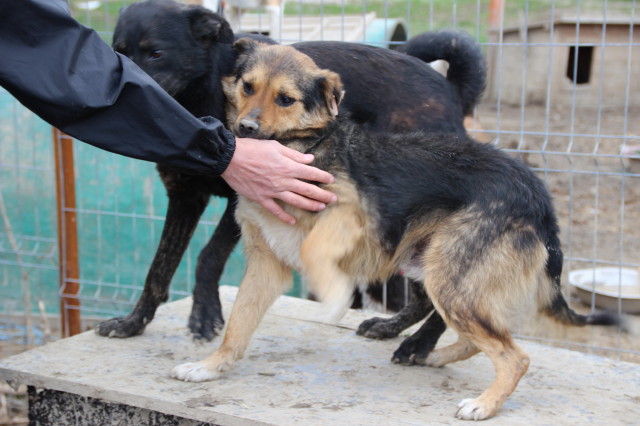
[230,38,261,80]
[186,7,234,47]
[232,38,260,57]
[317,70,345,117]
[112,6,129,50]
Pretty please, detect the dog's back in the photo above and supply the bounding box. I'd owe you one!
[116,1,486,136]
[294,30,486,132]
[305,121,618,330]
[294,41,468,133]
[312,124,550,251]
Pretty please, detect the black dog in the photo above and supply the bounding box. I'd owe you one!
[95,0,485,356]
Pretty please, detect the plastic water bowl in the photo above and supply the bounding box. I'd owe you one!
[569,267,640,314]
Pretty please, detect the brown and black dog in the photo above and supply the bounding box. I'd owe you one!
[95,0,486,358]
[170,40,621,420]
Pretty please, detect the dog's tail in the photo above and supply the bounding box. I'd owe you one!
[396,30,486,117]
[544,291,621,327]
[541,236,623,328]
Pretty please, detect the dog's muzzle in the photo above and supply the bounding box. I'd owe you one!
[237,117,260,138]
[236,108,262,138]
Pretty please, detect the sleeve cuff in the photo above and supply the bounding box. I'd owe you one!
[198,116,236,176]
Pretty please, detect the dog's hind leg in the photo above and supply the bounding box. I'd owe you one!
[172,222,292,382]
[421,334,479,367]
[423,226,543,420]
[357,278,434,339]
[421,306,530,421]
[453,335,529,421]
[96,175,210,338]
[189,196,240,341]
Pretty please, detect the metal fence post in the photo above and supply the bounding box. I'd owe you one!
[53,128,82,337]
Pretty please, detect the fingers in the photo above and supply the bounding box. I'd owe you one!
[285,177,337,206]
[280,145,315,164]
[295,162,335,186]
[279,145,334,185]
[261,189,330,225]
[260,198,297,225]
[278,190,326,213]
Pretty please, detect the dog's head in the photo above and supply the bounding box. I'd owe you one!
[113,0,234,96]
[222,39,345,141]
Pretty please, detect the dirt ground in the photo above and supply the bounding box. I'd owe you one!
[0,340,30,425]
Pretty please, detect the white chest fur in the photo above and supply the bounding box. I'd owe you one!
[235,197,307,271]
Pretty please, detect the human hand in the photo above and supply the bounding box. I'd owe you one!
[221,137,337,224]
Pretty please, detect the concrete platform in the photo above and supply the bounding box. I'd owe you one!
[1,286,639,425]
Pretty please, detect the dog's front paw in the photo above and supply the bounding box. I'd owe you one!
[171,362,221,382]
[356,317,401,339]
[455,398,496,421]
[391,337,420,365]
[391,332,440,366]
[188,303,225,342]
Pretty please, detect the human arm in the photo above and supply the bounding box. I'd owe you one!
[0,0,336,222]
[0,0,233,176]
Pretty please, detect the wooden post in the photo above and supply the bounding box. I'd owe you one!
[489,0,504,29]
[53,128,82,337]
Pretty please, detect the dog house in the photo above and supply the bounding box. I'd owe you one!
[487,13,640,108]
[236,12,407,49]
[183,0,407,49]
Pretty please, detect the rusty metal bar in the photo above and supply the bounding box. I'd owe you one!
[53,128,82,337]
[489,0,504,29]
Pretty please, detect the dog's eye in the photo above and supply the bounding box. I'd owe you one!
[276,95,295,107]
[243,81,254,95]
[149,50,164,60]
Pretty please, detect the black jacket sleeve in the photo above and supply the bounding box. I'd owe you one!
[0,0,235,176]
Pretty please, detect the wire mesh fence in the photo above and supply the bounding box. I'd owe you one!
[0,0,638,363]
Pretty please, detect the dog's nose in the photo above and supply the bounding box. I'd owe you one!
[237,118,260,138]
